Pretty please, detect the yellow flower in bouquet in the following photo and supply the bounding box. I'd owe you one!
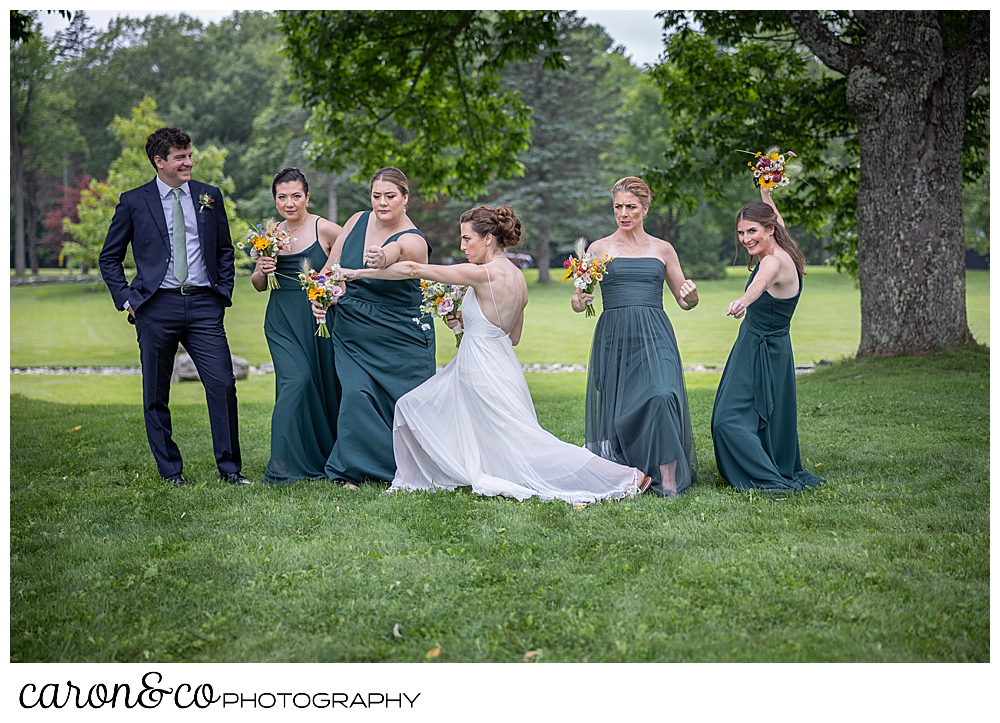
[237,218,293,290]
[297,263,344,337]
[418,281,466,347]
[742,147,801,191]
[563,238,612,317]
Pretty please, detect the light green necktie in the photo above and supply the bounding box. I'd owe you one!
[171,187,188,284]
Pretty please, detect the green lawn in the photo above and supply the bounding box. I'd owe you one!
[9,347,989,662]
[9,267,990,369]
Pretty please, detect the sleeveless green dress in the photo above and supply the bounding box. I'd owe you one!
[262,223,340,485]
[585,257,697,495]
[711,266,825,492]
[325,211,436,484]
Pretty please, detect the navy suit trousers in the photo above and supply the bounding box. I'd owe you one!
[135,290,241,477]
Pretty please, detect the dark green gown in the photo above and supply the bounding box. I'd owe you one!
[585,257,697,496]
[325,211,436,484]
[711,266,825,492]
[262,227,340,485]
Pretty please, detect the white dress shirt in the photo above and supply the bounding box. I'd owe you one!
[155,176,209,289]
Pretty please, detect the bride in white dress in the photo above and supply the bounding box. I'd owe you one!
[341,205,652,504]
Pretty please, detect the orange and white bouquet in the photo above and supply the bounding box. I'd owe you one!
[563,239,612,317]
[418,281,465,347]
[238,218,293,290]
[297,263,344,337]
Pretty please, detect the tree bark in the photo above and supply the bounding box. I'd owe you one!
[788,10,983,356]
[327,174,338,224]
[536,213,551,283]
[11,107,27,276]
[28,196,38,275]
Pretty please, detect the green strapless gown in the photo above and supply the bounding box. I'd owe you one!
[585,257,697,495]
[262,232,340,485]
[325,211,436,484]
[711,266,825,492]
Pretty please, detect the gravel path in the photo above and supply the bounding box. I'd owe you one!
[10,363,817,375]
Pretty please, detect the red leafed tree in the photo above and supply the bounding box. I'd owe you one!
[41,175,90,266]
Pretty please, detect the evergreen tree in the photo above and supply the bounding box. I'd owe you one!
[491,14,623,282]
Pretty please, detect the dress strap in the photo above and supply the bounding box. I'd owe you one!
[484,263,503,330]
[313,217,320,244]
[384,227,426,245]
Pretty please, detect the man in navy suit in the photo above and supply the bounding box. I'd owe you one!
[99,127,248,487]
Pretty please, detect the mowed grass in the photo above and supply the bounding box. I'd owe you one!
[8,267,991,369]
[9,346,989,663]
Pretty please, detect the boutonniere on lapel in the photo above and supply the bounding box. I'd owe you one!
[198,193,215,213]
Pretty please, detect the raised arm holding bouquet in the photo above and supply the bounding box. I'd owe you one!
[710,154,825,493]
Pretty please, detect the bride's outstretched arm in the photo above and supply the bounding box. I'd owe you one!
[343,261,487,286]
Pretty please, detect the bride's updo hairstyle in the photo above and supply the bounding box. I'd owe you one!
[370,166,409,196]
[611,176,652,209]
[735,201,807,275]
[459,205,522,248]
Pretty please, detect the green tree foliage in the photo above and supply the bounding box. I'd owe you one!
[654,11,989,356]
[64,11,286,199]
[605,50,728,280]
[10,20,87,274]
[651,12,858,271]
[277,10,565,199]
[10,10,72,45]
[964,167,989,256]
[488,14,622,282]
[62,97,238,271]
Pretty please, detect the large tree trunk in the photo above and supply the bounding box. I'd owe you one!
[536,213,552,283]
[28,198,38,275]
[851,13,974,355]
[789,10,987,356]
[11,109,27,276]
[655,206,680,248]
[327,174,338,224]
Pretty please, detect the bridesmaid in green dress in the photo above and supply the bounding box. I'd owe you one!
[711,187,825,492]
[254,168,343,485]
[573,177,699,495]
[312,167,436,487]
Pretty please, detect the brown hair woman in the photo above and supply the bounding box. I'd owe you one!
[309,167,436,488]
[710,185,825,492]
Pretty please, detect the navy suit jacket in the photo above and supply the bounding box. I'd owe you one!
[99,178,236,313]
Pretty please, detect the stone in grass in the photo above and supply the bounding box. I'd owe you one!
[171,349,249,383]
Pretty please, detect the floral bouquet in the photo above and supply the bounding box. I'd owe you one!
[297,263,344,337]
[744,147,799,191]
[563,239,613,317]
[238,218,293,290]
[418,280,465,347]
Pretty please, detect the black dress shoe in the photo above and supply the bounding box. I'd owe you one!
[222,472,251,486]
[163,474,187,487]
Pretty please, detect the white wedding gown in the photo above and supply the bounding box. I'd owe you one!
[390,283,642,504]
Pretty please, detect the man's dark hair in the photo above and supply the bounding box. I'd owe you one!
[145,127,192,169]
